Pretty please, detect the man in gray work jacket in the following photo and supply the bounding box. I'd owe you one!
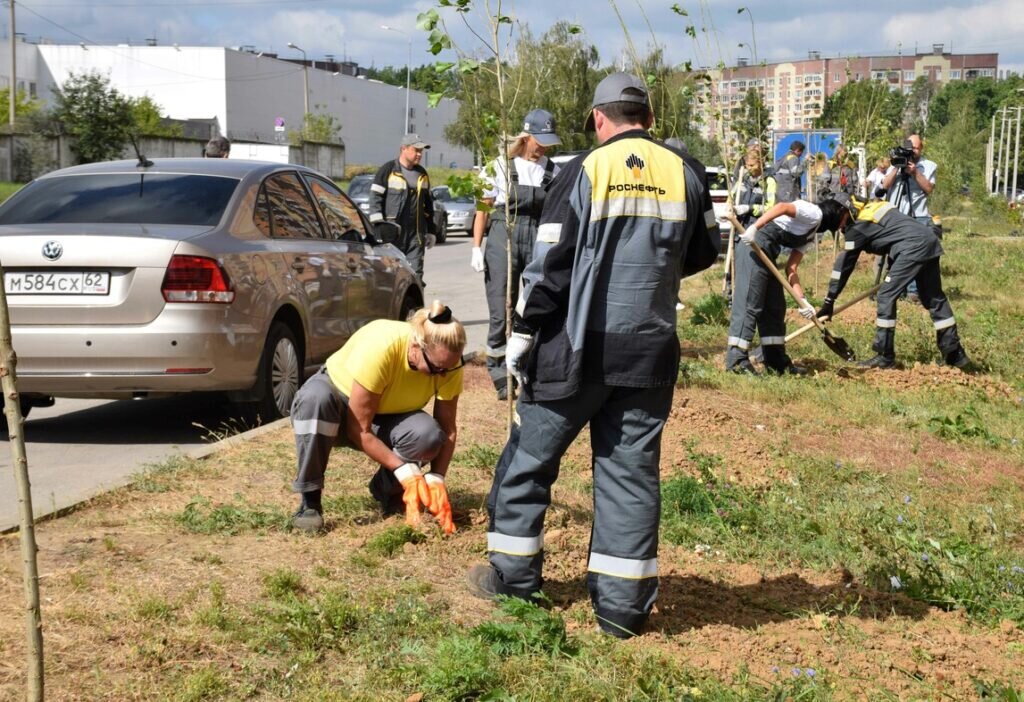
[368,133,437,286]
[466,72,719,639]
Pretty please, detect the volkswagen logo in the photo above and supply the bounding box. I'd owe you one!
[42,240,63,261]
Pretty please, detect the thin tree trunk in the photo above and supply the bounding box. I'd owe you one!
[0,263,44,701]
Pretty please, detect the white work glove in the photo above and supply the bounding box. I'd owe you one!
[740,224,758,245]
[424,233,437,249]
[505,331,535,386]
[733,204,751,216]
[797,298,815,320]
[470,246,485,273]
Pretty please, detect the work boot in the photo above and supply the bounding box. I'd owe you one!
[292,507,324,533]
[767,362,808,376]
[368,469,404,516]
[727,359,761,376]
[466,564,502,601]
[858,354,896,369]
[944,348,972,370]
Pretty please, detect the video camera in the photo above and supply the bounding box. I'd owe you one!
[889,140,916,168]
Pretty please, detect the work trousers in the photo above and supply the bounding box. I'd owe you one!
[290,369,446,498]
[874,256,963,361]
[400,236,426,289]
[484,213,540,392]
[725,236,793,371]
[486,382,674,637]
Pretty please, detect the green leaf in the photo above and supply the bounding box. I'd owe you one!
[497,14,512,24]
[416,8,439,31]
[737,6,747,13]
[427,92,445,108]
[670,3,688,15]
[434,61,456,73]
[567,24,582,34]
[685,24,697,38]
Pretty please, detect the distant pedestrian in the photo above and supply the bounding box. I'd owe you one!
[205,135,231,158]
[369,134,438,287]
[773,141,805,202]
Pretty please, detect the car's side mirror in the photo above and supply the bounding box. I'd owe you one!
[373,221,401,245]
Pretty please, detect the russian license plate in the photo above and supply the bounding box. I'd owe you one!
[4,271,111,295]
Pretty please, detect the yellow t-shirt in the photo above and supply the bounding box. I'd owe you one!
[324,320,463,414]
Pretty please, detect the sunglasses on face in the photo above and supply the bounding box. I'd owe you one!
[421,345,464,376]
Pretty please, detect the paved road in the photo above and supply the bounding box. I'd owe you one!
[0,235,490,531]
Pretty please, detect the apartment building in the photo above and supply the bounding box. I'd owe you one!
[695,45,999,142]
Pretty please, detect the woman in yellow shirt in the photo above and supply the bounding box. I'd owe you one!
[290,300,466,534]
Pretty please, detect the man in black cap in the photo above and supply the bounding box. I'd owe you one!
[470,108,562,400]
[204,135,230,158]
[369,133,438,286]
[467,73,719,639]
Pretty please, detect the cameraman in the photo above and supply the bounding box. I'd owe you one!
[880,134,936,301]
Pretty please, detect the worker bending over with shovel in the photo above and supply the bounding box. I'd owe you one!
[725,197,850,375]
[817,197,971,370]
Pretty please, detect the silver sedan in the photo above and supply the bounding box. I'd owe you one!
[0,158,423,421]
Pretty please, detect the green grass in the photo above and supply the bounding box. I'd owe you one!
[175,495,289,535]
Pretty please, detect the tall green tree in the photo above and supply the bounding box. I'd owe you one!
[0,88,42,130]
[53,72,134,163]
[733,87,769,149]
[815,79,905,162]
[130,95,182,138]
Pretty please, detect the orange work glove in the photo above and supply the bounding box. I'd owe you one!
[394,462,430,527]
[424,472,456,535]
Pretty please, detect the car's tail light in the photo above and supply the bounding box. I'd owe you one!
[161,255,235,303]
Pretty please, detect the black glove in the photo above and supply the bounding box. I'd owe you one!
[817,297,835,319]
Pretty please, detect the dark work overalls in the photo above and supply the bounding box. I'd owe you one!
[726,221,815,372]
[484,157,556,395]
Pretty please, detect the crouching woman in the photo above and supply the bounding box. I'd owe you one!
[289,300,466,534]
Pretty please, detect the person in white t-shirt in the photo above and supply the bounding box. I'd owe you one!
[725,198,850,375]
[866,156,893,200]
[469,108,561,400]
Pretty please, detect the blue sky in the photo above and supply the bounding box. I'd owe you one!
[10,0,1022,76]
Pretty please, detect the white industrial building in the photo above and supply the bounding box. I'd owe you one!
[2,40,473,168]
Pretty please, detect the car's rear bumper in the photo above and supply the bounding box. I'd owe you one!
[12,305,263,397]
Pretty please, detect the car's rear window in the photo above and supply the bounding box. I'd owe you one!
[0,173,240,226]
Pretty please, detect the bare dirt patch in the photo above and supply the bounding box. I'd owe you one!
[1,364,1022,700]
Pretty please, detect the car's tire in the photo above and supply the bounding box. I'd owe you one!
[436,215,448,244]
[399,292,421,321]
[252,322,302,422]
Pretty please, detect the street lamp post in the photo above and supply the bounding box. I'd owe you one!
[381,25,411,135]
[287,41,310,119]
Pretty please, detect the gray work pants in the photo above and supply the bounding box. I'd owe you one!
[290,370,446,497]
[725,237,792,371]
[486,382,674,637]
[401,237,425,289]
[484,213,539,392]
[874,256,963,361]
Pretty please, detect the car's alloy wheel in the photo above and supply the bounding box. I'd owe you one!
[256,322,301,421]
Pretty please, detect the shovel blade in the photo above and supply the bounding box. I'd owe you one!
[821,330,856,361]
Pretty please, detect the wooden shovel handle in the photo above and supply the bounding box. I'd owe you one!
[785,284,881,342]
[747,240,829,333]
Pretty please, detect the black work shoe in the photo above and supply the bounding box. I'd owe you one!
[727,360,761,376]
[466,564,501,601]
[368,475,404,516]
[767,363,808,376]
[292,507,324,533]
[858,355,896,369]
[944,349,973,370]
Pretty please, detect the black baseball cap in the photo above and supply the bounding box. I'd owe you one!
[522,108,561,147]
[584,72,649,131]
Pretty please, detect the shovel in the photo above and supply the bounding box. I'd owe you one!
[747,240,857,361]
[784,283,880,343]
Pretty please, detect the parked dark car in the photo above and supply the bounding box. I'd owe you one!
[0,158,423,421]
